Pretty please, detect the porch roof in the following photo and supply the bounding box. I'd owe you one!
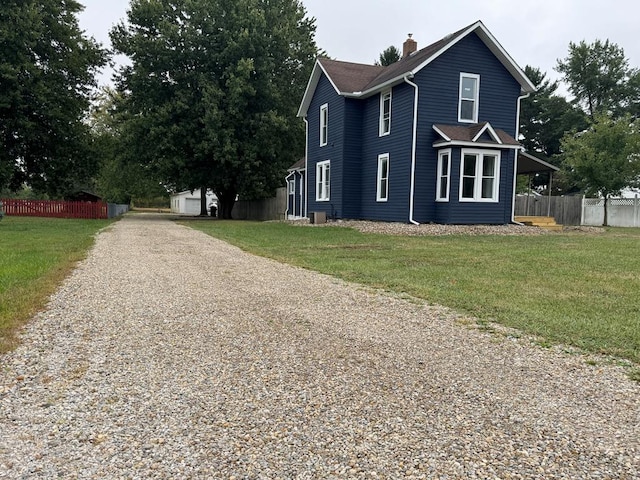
[517,151,559,175]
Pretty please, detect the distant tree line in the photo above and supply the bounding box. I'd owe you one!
[1,4,639,224]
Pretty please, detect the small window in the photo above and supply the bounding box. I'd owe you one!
[458,73,479,123]
[288,179,295,195]
[436,149,451,201]
[379,90,391,136]
[316,160,330,201]
[459,149,500,202]
[320,103,328,146]
[376,154,389,202]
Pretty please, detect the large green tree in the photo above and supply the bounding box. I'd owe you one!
[561,114,640,225]
[110,0,318,218]
[556,39,640,119]
[520,66,588,159]
[519,66,588,193]
[90,88,167,204]
[0,0,107,197]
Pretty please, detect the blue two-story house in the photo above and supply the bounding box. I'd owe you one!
[289,20,540,224]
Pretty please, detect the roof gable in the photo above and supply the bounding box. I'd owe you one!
[433,122,520,148]
[298,20,535,117]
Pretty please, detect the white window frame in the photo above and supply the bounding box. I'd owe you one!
[320,103,328,146]
[288,178,295,195]
[316,160,330,201]
[376,153,390,202]
[458,73,480,123]
[436,149,451,202]
[379,90,391,136]
[459,149,500,202]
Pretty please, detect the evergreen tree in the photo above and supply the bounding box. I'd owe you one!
[375,46,401,66]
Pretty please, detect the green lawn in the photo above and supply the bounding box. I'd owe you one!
[0,216,113,353]
[184,220,640,365]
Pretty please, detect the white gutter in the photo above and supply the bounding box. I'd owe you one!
[511,92,530,224]
[303,117,309,219]
[404,75,420,225]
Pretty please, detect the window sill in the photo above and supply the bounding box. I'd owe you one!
[459,198,499,203]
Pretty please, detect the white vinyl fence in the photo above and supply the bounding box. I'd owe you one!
[582,197,640,227]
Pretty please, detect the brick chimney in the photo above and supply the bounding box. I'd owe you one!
[403,34,417,58]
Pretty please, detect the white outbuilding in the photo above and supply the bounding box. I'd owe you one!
[170,189,218,215]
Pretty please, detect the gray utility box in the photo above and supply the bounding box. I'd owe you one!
[309,211,327,224]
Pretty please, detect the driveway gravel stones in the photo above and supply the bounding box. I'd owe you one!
[1,214,638,478]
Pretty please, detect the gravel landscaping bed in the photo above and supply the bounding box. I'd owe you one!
[1,214,637,478]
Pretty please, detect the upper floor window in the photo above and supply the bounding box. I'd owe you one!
[379,90,391,136]
[376,153,389,202]
[458,73,479,123]
[459,149,500,202]
[316,160,330,201]
[320,103,328,146]
[436,149,451,202]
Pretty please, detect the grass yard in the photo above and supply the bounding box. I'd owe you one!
[184,220,640,365]
[0,216,113,353]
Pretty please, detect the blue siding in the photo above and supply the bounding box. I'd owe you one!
[359,82,414,221]
[342,99,363,218]
[413,32,521,224]
[434,148,515,224]
[307,74,344,219]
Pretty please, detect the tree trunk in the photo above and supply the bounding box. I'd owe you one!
[603,195,608,227]
[199,186,208,216]
[216,189,237,219]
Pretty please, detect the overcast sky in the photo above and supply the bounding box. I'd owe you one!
[78,0,640,98]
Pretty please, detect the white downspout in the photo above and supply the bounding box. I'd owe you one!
[303,117,309,219]
[512,92,530,224]
[404,75,420,225]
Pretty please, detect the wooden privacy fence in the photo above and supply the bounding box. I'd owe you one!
[1,199,108,219]
[514,195,583,225]
[231,187,287,221]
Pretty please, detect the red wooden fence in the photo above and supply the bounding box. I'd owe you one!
[1,199,108,219]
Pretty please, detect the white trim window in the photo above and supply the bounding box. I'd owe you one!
[376,153,389,202]
[458,73,479,123]
[316,160,330,201]
[288,178,295,195]
[320,103,328,146]
[459,149,500,202]
[436,149,451,201]
[379,90,391,136]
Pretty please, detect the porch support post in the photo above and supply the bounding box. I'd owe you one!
[547,172,553,217]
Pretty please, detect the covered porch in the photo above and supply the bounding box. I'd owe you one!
[515,151,562,230]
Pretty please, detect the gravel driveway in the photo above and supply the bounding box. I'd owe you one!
[1,214,638,478]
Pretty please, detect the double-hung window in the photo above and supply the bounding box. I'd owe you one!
[316,160,330,201]
[458,73,479,123]
[379,90,391,136]
[320,103,328,146]
[376,154,389,202]
[288,179,295,195]
[459,149,500,202]
[436,149,451,201]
